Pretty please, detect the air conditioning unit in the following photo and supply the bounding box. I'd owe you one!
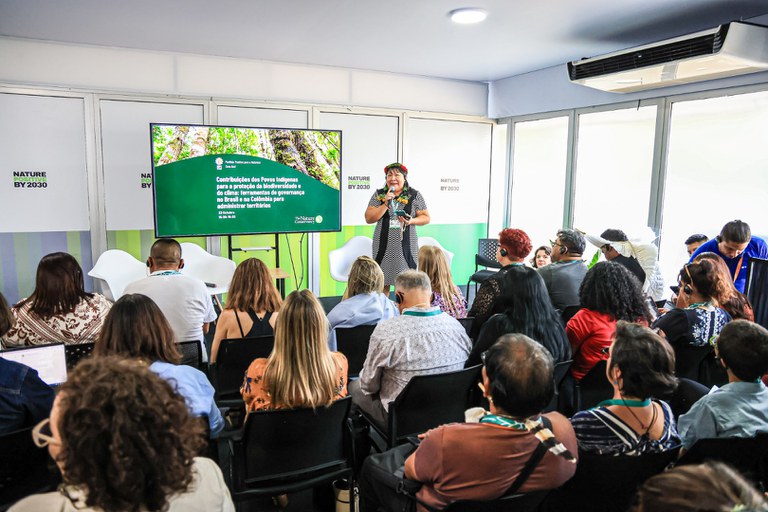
[568,22,768,93]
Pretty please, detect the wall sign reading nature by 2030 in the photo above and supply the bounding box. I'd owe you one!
[150,124,342,237]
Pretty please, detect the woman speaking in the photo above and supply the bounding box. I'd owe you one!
[365,163,430,287]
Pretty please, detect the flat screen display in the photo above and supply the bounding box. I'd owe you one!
[150,124,342,237]
[0,343,67,386]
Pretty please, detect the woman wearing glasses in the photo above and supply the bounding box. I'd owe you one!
[15,356,233,511]
[365,163,430,288]
[652,259,732,347]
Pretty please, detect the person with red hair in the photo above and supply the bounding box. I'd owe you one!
[468,228,532,337]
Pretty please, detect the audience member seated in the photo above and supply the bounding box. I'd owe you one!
[631,461,767,512]
[4,252,111,347]
[684,233,709,257]
[530,245,551,269]
[350,270,471,431]
[123,239,216,359]
[0,292,54,435]
[567,262,651,380]
[210,257,282,362]
[359,334,577,512]
[693,252,754,321]
[418,246,466,319]
[537,229,588,312]
[690,219,768,293]
[327,256,398,351]
[466,267,570,366]
[95,294,223,436]
[677,320,768,450]
[652,260,732,347]
[241,289,348,411]
[10,356,233,511]
[571,321,680,455]
[468,228,532,336]
[587,228,666,301]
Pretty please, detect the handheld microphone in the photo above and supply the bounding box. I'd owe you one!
[388,186,395,193]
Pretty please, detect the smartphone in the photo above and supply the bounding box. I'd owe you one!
[395,211,411,219]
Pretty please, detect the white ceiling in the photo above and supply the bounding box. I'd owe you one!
[1,0,767,83]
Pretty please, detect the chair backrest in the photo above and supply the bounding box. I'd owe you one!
[87,249,147,301]
[662,377,709,420]
[0,426,59,506]
[237,397,352,487]
[318,295,343,314]
[545,359,573,413]
[180,242,236,295]
[457,317,473,338]
[418,237,455,268]
[178,340,203,371]
[676,434,768,489]
[64,342,95,371]
[445,489,550,512]
[541,448,679,512]
[328,236,373,282]
[336,324,376,379]
[213,335,275,399]
[561,305,582,326]
[575,359,612,411]
[476,239,501,269]
[673,344,714,382]
[389,365,483,446]
[746,258,768,329]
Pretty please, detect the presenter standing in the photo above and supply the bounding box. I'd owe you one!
[365,163,430,287]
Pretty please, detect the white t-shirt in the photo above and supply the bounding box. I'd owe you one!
[124,271,216,352]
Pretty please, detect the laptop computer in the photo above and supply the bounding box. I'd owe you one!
[0,343,68,387]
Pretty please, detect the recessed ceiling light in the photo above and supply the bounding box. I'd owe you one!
[449,8,487,24]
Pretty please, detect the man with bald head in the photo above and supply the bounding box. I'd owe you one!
[124,239,216,360]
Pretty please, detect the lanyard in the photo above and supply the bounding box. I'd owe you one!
[402,309,442,317]
[596,398,651,408]
[732,255,745,283]
[480,413,538,430]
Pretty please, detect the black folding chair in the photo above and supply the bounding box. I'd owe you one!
[319,295,343,314]
[0,426,60,509]
[457,317,474,340]
[228,397,354,510]
[561,305,582,326]
[661,377,708,420]
[211,335,274,407]
[746,257,768,329]
[178,340,204,372]
[676,434,768,490]
[466,239,501,303]
[574,359,612,411]
[544,359,573,413]
[364,365,483,449]
[673,343,726,387]
[336,324,377,379]
[64,342,95,371]
[541,447,680,512]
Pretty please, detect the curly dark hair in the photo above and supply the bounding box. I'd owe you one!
[55,356,205,511]
[579,261,651,323]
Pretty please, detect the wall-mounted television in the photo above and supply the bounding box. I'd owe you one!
[150,123,342,237]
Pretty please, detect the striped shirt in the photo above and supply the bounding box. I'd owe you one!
[570,400,680,455]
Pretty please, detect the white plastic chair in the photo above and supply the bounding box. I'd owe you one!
[418,236,454,268]
[328,236,373,282]
[179,242,236,296]
[87,249,147,302]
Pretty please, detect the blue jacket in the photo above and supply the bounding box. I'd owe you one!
[691,236,768,293]
[0,358,55,435]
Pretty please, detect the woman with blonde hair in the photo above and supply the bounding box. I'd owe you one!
[326,256,398,350]
[211,257,282,362]
[241,289,348,411]
[418,245,466,318]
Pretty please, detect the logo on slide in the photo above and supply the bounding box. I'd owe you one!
[315,215,323,223]
[215,157,224,165]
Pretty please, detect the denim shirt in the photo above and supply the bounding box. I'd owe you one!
[0,358,55,435]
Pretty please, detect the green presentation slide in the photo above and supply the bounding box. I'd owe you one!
[151,125,341,237]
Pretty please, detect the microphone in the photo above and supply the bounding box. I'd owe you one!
[388,186,395,193]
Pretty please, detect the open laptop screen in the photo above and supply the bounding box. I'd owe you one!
[0,343,67,386]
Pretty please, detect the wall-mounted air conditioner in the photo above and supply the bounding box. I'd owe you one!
[568,22,768,93]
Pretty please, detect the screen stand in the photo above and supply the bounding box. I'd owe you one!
[227,234,287,298]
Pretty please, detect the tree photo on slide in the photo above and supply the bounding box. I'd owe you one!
[152,125,340,189]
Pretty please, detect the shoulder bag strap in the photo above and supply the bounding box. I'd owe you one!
[506,415,553,495]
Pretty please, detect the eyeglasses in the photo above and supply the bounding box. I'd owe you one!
[32,417,59,448]
[549,240,562,248]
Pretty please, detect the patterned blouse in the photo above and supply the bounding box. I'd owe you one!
[240,351,348,412]
[432,286,467,319]
[4,294,112,347]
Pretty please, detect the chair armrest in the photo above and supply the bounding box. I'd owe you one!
[476,254,498,268]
